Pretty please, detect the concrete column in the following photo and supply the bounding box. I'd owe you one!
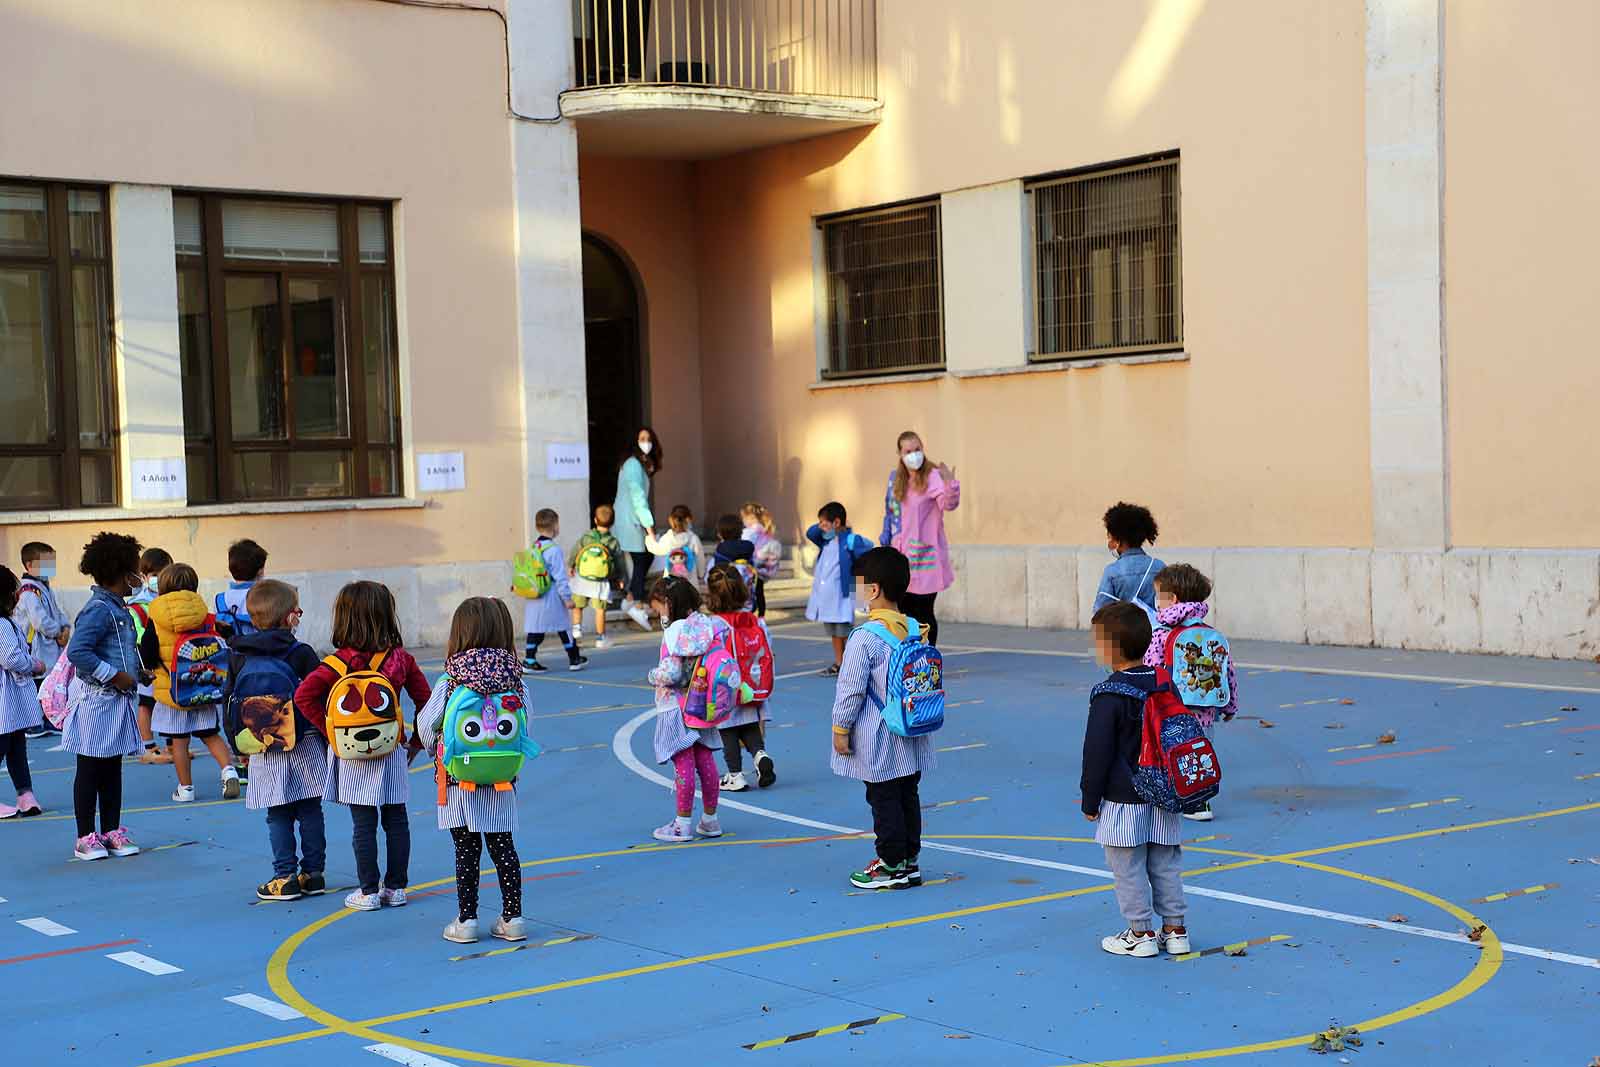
[507,0,590,538]
[108,184,186,507]
[1365,0,1447,548]
[939,180,1028,373]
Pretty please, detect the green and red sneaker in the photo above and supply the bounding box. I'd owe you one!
[849,858,910,890]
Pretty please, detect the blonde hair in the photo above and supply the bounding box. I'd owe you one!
[158,562,199,593]
[668,505,693,533]
[740,502,775,536]
[892,429,930,503]
[246,579,300,629]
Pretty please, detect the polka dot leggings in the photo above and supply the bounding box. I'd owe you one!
[450,826,521,922]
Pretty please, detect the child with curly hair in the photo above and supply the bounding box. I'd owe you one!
[1094,502,1165,625]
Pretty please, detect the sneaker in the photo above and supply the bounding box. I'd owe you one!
[257,876,303,901]
[572,625,583,640]
[138,746,171,765]
[0,803,15,820]
[344,890,382,911]
[568,656,588,672]
[755,751,776,788]
[492,916,527,942]
[593,637,610,650]
[820,664,840,677]
[221,767,241,800]
[379,887,408,907]
[1159,927,1192,955]
[1181,804,1214,822]
[652,820,694,843]
[74,833,109,861]
[101,827,140,857]
[15,791,40,817]
[172,784,195,803]
[443,918,479,944]
[522,660,547,674]
[720,771,748,793]
[695,815,723,838]
[849,858,910,890]
[1101,928,1159,958]
[24,724,50,740]
[298,872,327,895]
[234,763,249,786]
[906,856,923,887]
[625,604,651,630]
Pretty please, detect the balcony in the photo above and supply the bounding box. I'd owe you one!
[564,0,882,160]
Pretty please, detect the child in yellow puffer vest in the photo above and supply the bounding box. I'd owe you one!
[139,563,240,802]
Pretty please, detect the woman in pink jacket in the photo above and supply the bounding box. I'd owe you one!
[879,430,960,645]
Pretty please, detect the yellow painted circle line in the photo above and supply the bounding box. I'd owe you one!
[141,834,1499,1067]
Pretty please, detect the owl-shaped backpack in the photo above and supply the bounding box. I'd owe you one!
[436,680,541,799]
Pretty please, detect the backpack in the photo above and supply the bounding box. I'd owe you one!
[575,541,613,582]
[1164,624,1232,708]
[167,615,230,708]
[40,651,74,729]
[860,619,945,737]
[729,559,760,611]
[18,578,46,646]
[127,603,151,646]
[749,530,782,579]
[677,630,748,729]
[224,650,312,757]
[668,544,695,581]
[511,540,554,599]
[720,611,774,703]
[215,590,258,637]
[436,679,540,800]
[324,649,403,760]
[1131,670,1222,813]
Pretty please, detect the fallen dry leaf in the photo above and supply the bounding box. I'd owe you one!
[1467,924,1487,943]
[1377,732,1397,744]
[1258,719,1277,729]
[1388,914,1409,923]
[1339,698,1355,706]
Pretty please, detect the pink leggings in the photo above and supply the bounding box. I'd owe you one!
[672,743,720,816]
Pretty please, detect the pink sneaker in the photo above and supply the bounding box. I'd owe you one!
[0,802,16,820]
[100,827,140,857]
[15,791,40,817]
[74,833,109,861]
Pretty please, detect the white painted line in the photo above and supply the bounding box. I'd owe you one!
[0,895,8,903]
[611,707,1596,970]
[224,993,304,1020]
[365,1043,460,1066]
[17,917,75,936]
[937,742,988,753]
[107,950,182,974]
[46,742,66,752]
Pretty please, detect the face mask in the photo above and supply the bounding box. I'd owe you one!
[903,450,925,472]
[37,563,56,580]
[638,439,653,455]
[145,575,159,594]
[822,529,836,542]
[126,574,144,595]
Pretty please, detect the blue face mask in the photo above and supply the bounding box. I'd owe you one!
[822,529,836,542]
[37,563,56,580]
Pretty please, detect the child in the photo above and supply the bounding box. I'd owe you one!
[706,564,774,792]
[225,579,326,902]
[127,547,173,764]
[830,547,936,889]
[646,505,706,587]
[62,531,146,861]
[712,514,759,612]
[740,502,783,618]
[568,504,626,651]
[646,575,725,842]
[416,597,531,945]
[16,541,70,738]
[215,538,268,639]
[522,509,587,673]
[0,566,45,819]
[139,563,240,802]
[1094,502,1165,624]
[294,580,431,912]
[806,502,874,676]
[1144,563,1236,823]
[1082,601,1189,958]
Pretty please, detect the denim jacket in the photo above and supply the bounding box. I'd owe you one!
[65,586,141,687]
[1093,548,1165,622]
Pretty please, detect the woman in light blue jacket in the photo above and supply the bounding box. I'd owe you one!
[612,426,663,628]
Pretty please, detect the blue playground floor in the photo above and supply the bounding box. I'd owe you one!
[4,619,1597,1066]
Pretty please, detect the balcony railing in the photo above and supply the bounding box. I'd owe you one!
[572,0,878,100]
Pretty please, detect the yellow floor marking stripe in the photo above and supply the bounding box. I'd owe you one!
[1375,797,1460,814]
[1470,884,1556,905]
[3,796,240,824]
[745,1013,904,1050]
[1504,717,1562,728]
[924,795,989,810]
[530,702,653,720]
[1576,772,1600,781]
[1173,934,1291,962]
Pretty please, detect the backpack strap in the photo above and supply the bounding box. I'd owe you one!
[369,648,389,673]
[322,653,351,679]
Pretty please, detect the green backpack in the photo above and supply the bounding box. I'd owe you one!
[511,541,553,599]
[575,541,613,582]
[436,681,540,798]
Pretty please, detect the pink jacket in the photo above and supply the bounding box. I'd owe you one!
[1143,601,1237,728]
[892,469,961,596]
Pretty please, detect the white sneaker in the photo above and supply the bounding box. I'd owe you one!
[344,890,382,911]
[1101,929,1159,958]
[221,766,240,800]
[1182,804,1214,822]
[572,625,583,640]
[720,771,748,792]
[492,916,527,942]
[172,784,195,803]
[626,604,651,629]
[443,918,479,944]
[379,887,408,907]
[696,815,723,838]
[593,637,610,650]
[652,820,694,843]
[1159,928,1192,955]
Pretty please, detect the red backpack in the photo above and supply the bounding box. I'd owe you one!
[719,611,774,704]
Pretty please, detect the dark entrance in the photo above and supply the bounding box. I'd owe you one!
[581,235,645,514]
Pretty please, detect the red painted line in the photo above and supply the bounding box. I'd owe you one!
[759,833,869,848]
[0,938,138,966]
[409,870,581,901]
[1333,745,1454,766]
[1560,724,1600,734]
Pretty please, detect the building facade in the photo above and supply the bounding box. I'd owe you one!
[1,0,1595,657]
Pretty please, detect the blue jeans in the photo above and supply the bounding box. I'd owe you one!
[350,802,410,893]
[266,797,326,879]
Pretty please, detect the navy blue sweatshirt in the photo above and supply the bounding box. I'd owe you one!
[1080,665,1160,816]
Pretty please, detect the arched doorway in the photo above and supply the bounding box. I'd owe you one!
[580,234,646,513]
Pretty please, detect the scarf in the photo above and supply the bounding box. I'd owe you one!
[867,608,911,641]
[443,647,523,694]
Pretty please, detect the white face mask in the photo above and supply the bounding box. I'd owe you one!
[903,450,925,472]
[638,439,653,455]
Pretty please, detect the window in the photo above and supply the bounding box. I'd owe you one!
[820,200,944,379]
[1028,155,1182,360]
[0,181,116,510]
[174,195,401,502]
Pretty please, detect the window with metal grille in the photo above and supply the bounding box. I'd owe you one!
[820,201,944,379]
[1028,156,1182,360]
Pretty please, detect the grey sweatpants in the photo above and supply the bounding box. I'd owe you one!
[1103,843,1186,928]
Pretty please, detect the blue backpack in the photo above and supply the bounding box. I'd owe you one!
[224,650,312,757]
[215,590,257,637]
[1163,624,1232,708]
[860,619,945,737]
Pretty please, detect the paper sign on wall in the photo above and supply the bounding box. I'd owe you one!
[131,457,186,502]
[417,451,466,493]
[546,442,589,482]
